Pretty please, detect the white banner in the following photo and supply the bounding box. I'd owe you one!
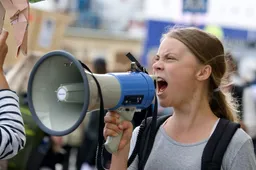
[144,0,256,30]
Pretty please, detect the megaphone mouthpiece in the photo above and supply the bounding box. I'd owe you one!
[56,83,84,103]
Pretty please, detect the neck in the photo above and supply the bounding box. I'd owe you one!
[169,91,218,131]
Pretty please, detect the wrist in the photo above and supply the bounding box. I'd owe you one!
[0,70,9,89]
[111,144,130,169]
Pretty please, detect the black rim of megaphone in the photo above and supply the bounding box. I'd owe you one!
[27,50,90,136]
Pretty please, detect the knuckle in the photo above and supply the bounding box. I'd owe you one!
[113,117,118,124]
[104,116,111,123]
[108,111,115,114]
[109,111,118,116]
[104,115,117,124]
[103,129,108,136]
[104,116,108,123]
[105,123,111,129]
[105,123,116,131]
[105,129,111,135]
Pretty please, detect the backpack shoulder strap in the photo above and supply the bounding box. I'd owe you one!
[201,118,240,170]
[138,114,171,169]
[127,115,153,167]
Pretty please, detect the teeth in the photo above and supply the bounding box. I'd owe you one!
[157,77,166,82]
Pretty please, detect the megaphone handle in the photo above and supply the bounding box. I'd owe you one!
[104,107,136,153]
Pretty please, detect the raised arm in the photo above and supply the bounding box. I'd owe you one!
[0,30,26,159]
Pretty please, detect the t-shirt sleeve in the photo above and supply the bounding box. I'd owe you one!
[229,138,256,170]
[128,126,140,170]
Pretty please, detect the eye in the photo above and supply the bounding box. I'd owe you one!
[153,55,159,62]
[166,56,176,61]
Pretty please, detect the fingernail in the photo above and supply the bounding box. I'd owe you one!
[113,133,119,137]
[118,125,123,129]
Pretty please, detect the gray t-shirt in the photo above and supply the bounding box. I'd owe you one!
[128,120,256,170]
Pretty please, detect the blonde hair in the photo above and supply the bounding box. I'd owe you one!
[162,27,239,122]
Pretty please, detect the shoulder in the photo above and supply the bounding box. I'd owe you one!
[0,89,18,98]
[129,126,141,157]
[223,128,255,168]
[131,126,140,140]
[228,128,252,152]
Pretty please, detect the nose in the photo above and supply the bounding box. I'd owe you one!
[152,60,164,72]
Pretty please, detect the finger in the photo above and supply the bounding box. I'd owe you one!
[104,115,120,124]
[106,111,120,118]
[0,30,9,43]
[0,43,8,59]
[1,43,8,54]
[105,123,122,134]
[103,128,119,139]
[118,121,133,131]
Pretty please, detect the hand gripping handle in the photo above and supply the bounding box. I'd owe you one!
[104,107,136,153]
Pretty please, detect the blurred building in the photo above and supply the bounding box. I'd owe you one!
[140,0,256,67]
[25,0,145,73]
[5,0,256,82]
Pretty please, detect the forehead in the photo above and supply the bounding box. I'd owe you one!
[157,37,190,56]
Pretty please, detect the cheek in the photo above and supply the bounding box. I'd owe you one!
[166,65,197,94]
[167,66,195,84]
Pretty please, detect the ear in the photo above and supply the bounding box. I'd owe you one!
[196,65,212,81]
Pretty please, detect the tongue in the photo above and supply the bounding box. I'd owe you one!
[159,84,167,92]
[157,80,168,93]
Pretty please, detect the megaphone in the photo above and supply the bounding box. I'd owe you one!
[27,50,157,153]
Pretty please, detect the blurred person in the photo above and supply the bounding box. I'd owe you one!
[224,53,247,131]
[27,132,65,170]
[0,29,26,159]
[37,135,66,170]
[93,57,107,74]
[104,27,256,170]
[61,116,86,170]
[241,57,256,154]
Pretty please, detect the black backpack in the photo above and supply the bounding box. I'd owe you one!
[128,115,240,170]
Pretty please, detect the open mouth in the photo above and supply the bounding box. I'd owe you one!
[157,77,168,93]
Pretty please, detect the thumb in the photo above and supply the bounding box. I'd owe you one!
[0,29,9,42]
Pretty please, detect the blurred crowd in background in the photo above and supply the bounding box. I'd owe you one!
[2,0,256,169]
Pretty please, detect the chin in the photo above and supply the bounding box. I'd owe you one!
[158,99,171,108]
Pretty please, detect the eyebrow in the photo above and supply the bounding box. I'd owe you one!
[156,52,177,58]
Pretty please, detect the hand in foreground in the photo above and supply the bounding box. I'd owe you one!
[0,29,8,72]
[103,111,133,151]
